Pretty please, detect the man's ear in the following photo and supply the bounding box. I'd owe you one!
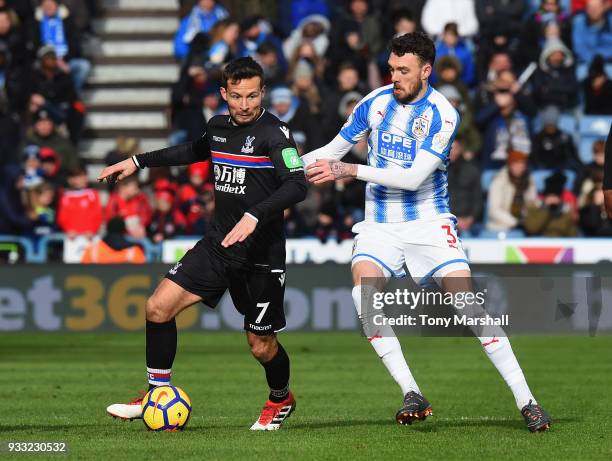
[421,63,432,81]
[260,85,266,99]
[220,86,228,102]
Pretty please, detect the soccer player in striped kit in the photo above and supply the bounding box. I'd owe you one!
[304,32,551,432]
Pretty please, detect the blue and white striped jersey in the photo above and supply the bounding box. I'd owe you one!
[340,84,460,223]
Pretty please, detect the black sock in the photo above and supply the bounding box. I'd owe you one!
[262,342,290,403]
[146,319,177,386]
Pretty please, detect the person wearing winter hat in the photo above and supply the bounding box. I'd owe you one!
[532,37,578,110]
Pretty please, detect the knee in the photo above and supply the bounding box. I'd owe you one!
[145,296,172,323]
[249,336,277,363]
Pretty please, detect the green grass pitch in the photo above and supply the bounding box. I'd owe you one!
[1,332,611,460]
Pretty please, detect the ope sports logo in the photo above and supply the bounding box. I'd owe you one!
[377,130,416,164]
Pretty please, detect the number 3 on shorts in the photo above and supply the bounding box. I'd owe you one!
[255,302,270,324]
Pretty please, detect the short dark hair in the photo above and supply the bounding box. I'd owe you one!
[389,32,436,66]
[221,57,264,88]
[443,22,458,36]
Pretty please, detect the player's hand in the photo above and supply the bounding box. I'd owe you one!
[222,213,258,247]
[306,160,357,185]
[97,158,138,184]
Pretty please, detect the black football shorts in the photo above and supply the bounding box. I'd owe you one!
[164,238,286,335]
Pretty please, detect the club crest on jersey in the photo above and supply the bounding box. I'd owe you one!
[241,135,256,154]
[412,116,430,140]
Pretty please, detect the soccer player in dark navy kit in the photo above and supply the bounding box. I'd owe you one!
[101,58,308,431]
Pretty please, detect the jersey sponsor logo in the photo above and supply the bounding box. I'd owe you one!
[377,130,416,163]
[281,147,304,171]
[241,135,256,154]
[412,116,430,140]
[212,135,226,142]
[214,164,247,194]
[279,126,290,139]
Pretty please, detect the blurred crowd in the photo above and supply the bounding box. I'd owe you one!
[1,0,612,262]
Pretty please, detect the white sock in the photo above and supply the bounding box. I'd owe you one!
[352,286,420,396]
[480,336,535,409]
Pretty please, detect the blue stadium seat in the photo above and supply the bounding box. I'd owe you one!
[531,169,576,192]
[558,114,579,142]
[481,169,499,192]
[579,115,612,136]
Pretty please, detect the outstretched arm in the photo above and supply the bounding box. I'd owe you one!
[307,150,442,191]
[97,134,211,183]
[300,134,354,167]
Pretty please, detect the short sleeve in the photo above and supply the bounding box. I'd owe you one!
[339,97,371,144]
[420,107,460,161]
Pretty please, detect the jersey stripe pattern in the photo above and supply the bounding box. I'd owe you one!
[340,84,460,223]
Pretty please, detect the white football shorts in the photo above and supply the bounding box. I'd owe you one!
[351,215,470,286]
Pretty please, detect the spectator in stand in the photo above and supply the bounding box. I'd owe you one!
[524,171,578,236]
[0,0,34,30]
[0,164,31,234]
[256,41,287,87]
[579,169,612,235]
[174,0,228,61]
[476,76,533,168]
[437,84,481,159]
[104,136,141,167]
[290,59,322,115]
[314,190,338,243]
[37,146,62,187]
[105,175,152,239]
[326,19,371,83]
[148,188,187,243]
[431,22,476,87]
[21,144,44,189]
[487,150,538,232]
[207,18,240,66]
[530,105,582,172]
[288,40,325,82]
[29,45,83,145]
[81,217,146,264]
[239,16,285,69]
[476,0,525,41]
[335,0,383,60]
[283,14,330,61]
[278,0,330,36]
[516,0,572,69]
[268,86,320,152]
[321,62,367,138]
[572,0,612,64]
[0,8,30,110]
[578,139,605,202]
[532,38,578,110]
[422,0,479,37]
[448,139,482,234]
[434,56,471,108]
[476,67,538,118]
[57,163,102,238]
[25,108,78,174]
[169,62,212,145]
[584,54,612,114]
[31,0,91,95]
[24,180,56,236]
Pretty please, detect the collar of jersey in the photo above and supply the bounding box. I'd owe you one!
[399,84,432,107]
[228,108,266,126]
